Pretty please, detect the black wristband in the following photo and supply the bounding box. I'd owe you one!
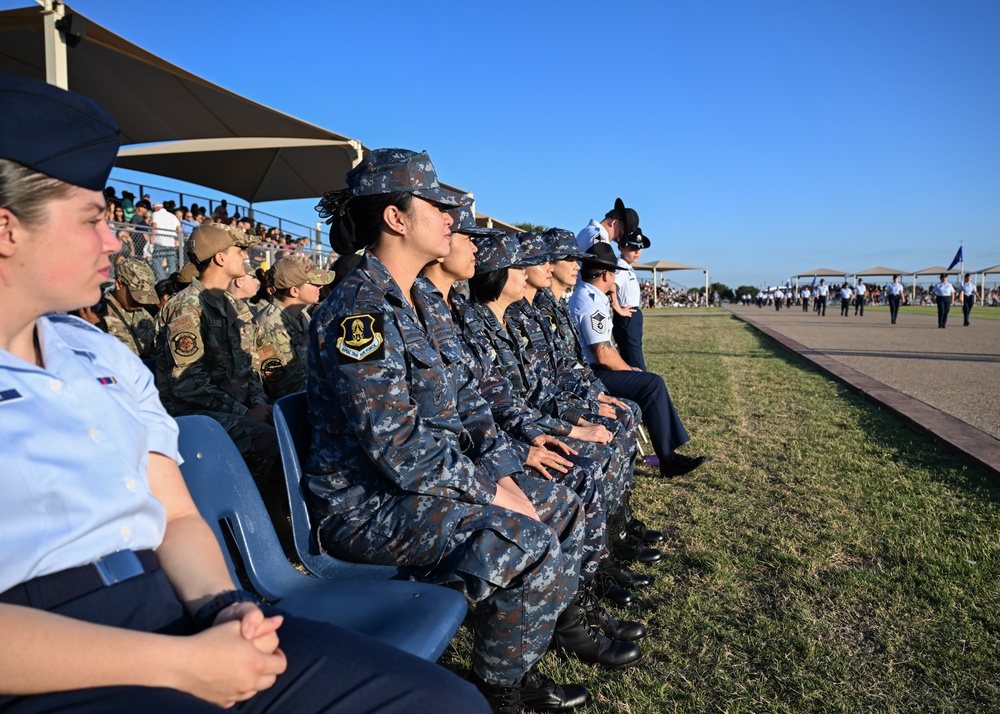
[193,589,258,631]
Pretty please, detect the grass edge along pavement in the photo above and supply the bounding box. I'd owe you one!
[728,307,1000,480]
[440,310,1000,713]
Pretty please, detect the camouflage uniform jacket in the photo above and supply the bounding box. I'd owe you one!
[103,293,155,358]
[468,301,575,436]
[450,291,569,445]
[306,254,519,525]
[504,298,598,423]
[155,277,268,416]
[533,288,608,394]
[253,299,310,401]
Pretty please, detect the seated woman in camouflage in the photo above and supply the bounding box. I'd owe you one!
[253,255,333,402]
[307,149,618,713]
[104,256,157,358]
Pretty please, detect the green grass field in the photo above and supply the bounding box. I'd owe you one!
[443,310,1000,713]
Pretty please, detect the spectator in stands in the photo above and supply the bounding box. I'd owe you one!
[211,199,229,222]
[180,207,198,235]
[0,72,487,714]
[569,244,707,479]
[310,149,595,713]
[104,257,157,358]
[150,201,182,281]
[155,224,281,498]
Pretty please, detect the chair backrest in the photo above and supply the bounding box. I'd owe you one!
[175,415,303,601]
[272,392,408,580]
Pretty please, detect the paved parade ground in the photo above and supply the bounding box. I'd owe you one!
[727,305,1000,477]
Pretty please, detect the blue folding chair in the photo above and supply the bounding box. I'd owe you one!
[175,415,467,661]
[272,392,412,580]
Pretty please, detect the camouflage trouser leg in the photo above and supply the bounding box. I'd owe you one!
[460,478,584,686]
[522,458,607,582]
[560,438,625,513]
[579,414,635,514]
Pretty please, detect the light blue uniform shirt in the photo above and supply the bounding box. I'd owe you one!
[568,281,613,362]
[961,282,976,297]
[576,219,609,253]
[932,282,955,297]
[887,282,904,296]
[614,258,641,308]
[0,315,177,593]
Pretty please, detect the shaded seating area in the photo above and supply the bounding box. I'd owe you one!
[175,414,467,662]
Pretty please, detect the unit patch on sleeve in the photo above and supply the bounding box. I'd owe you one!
[172,332,199,357]
[336,313,385,362]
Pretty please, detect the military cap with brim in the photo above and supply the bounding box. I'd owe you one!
[472,231,527,275]
[446,204,477,234]
[619,227,651,250]
[115,258,157,305]
[0,74,120,191]
[580,242,622,271]
[542,227,588,260]
[515,232,554,267]
[189,224,240,262]
[271,254,334,290]
[346,149,471,207]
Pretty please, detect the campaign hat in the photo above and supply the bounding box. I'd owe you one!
[619,227,651,250]
[580,242,622,272]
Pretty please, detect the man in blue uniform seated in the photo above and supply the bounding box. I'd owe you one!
[569,243,708,478]
[0,74,488,714]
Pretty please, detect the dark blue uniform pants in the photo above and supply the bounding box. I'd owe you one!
[611,308,646,371]
[962,294,975,325]
[593,366,689,461]
[0,569,487,714]
[888,294,901,323]
[936,295,952,328]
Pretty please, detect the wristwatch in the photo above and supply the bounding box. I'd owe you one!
[193,589,259,630]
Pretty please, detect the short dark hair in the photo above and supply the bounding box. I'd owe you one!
[582,267,609,281]
[469,267,509,304]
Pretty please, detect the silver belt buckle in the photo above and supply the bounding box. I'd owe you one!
[93,550,144,586]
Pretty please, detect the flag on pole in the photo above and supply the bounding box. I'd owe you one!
[811,275,817,286]
[948,247,963,271]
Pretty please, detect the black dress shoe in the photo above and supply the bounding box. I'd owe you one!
[660,453,708,478]
[579,581,647,641]
[604,559,653,589]
[552,600,642,668]
[594,568,634,606]
[612,534,663,564]
[519,666,591,712]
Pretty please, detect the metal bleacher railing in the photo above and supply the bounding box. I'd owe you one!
[105,175,333,253]
[109,221,338,284]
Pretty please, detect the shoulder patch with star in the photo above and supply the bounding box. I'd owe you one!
[336,313,385,363]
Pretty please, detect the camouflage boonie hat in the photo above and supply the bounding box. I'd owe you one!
[446,204,477,234]
[514,232,554,267]
[346,149,472,207]
[543,227,588,261]
[472,231,527,275]
[115,258,156,305]
[271,254,334,290]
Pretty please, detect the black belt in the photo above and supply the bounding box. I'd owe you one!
[0,550,159,610]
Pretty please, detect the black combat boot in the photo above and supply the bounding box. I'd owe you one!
[519,665,591,712]
[578,579,647,642]
[603,558,653,589]
[621,488,665,545]
[593,564,634,606]
[551,597,642,668]
[608,505,662,565]
[469,673,520,714]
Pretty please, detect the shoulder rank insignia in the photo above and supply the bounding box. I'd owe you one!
[336,313,385,362]
[590,311,608,333]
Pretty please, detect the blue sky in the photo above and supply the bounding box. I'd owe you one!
[6,0,999,289]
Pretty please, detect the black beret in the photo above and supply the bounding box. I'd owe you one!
[0,74,120,191]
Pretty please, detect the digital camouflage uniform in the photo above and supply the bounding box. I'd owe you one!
[449,290,607,580]
[253,300,310,401]
[306,253,583,686]
[103,293,155,358]
[155,276,279,483]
